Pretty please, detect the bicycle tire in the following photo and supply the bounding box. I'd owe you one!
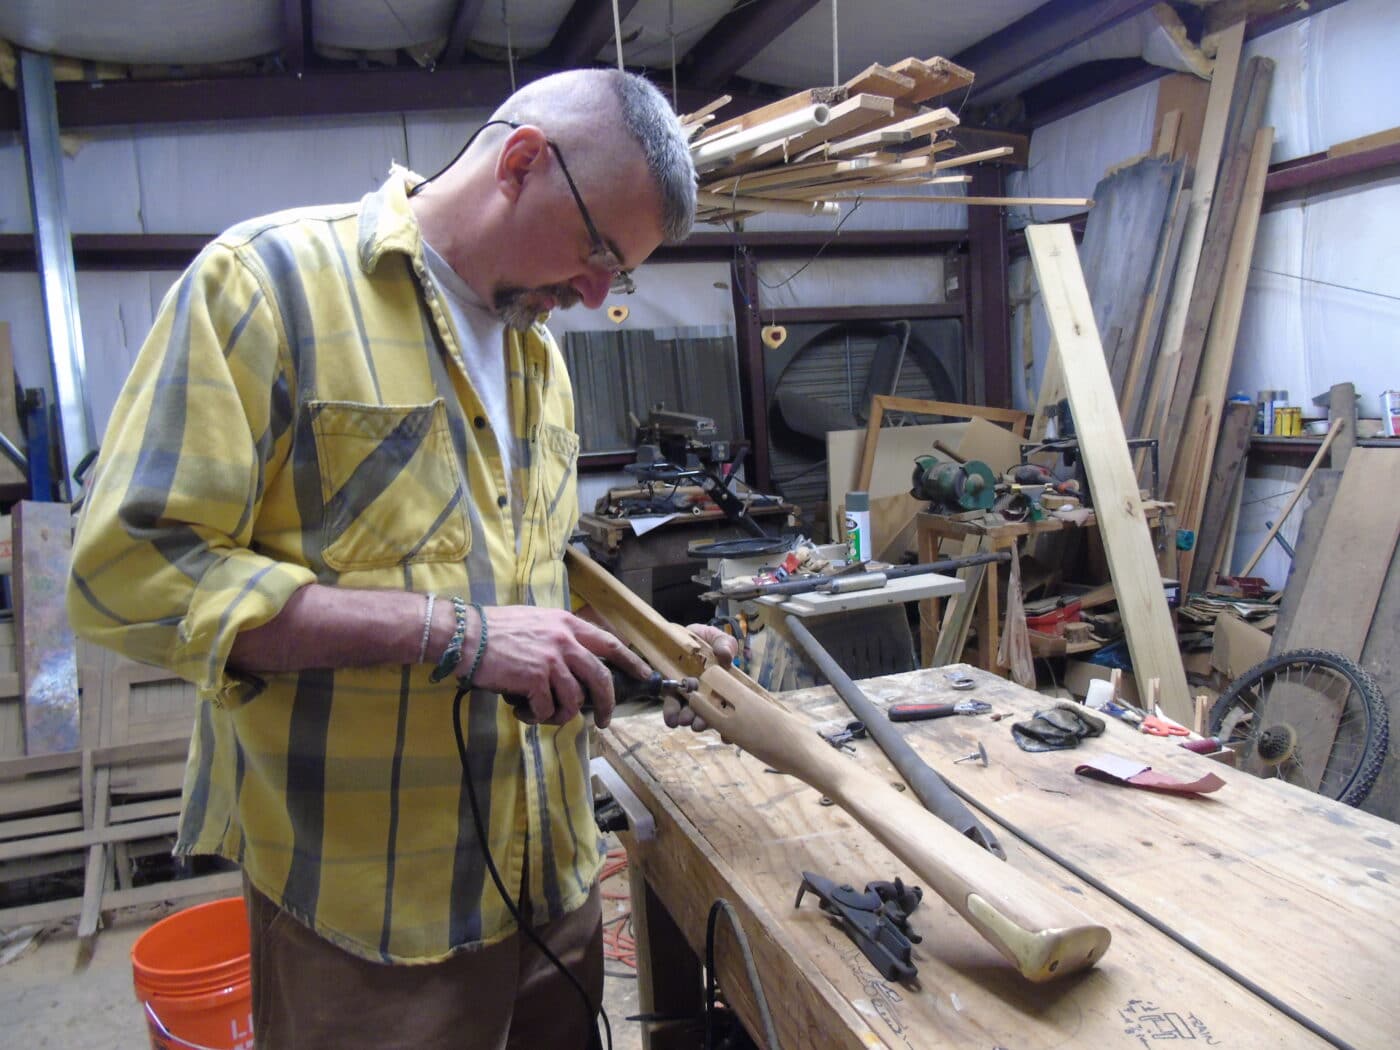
[1208,648,1388,807]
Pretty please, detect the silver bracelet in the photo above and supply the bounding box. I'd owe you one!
[416,593,437,664]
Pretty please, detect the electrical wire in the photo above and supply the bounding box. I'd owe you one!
[704,900,780,1050]
[1251,265,1400,304]
[453,685,611,1050]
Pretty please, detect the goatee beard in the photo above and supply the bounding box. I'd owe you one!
[494,284,582,331]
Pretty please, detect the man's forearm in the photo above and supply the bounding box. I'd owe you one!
[228,583,454,674]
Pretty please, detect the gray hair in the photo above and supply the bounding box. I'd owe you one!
[494,70,696,243]
[611,72,697,243]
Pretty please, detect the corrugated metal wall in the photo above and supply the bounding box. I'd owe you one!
[562,327,743,454]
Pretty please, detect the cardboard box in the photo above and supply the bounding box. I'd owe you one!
[1211,613,1271,681]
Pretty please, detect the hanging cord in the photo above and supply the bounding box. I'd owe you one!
[704,900,780,1050]
[668,0,678,108]
[611,0,626,71]
[453,684,611,1050]
[502,0,517,93]
[830,0,839,87]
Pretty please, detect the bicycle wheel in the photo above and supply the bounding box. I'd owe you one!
[1209,648,1388,807]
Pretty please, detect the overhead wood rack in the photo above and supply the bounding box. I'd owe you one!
[685,55,1093,224]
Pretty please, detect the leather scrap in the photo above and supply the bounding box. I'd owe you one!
[1075,754,1226,796]
[1011,703,1106,752]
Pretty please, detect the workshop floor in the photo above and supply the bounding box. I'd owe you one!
[1,842,646,1050]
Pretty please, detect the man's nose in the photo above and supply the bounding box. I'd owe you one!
[572,272,612,310]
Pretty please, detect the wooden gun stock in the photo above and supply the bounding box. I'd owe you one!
[566,548,1111,983]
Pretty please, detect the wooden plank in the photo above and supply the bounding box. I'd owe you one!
[1122,183,1190,435]
[0,814,177,862]
[1140,21,1245,450]
[890,56,974,103]
[1077,156,1184,398]
[841,62,915,98]
[1169,126,1275,559]
[603,665,1393,1049]
[1239,417,1344,577]
[1159,58,1274,483]
[1154,73,1210,168]
[1269,470,1340,652]
[1188,401,1253,592]
[13,500,80,755]
[1328,124,1400,159]
[0,870,241,929]
[801,107,957,160]
[1327,381,1357,471]
[1027,223,1191,721]
[1256,448,1400,788]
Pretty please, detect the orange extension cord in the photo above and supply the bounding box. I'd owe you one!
[600,847,635,970]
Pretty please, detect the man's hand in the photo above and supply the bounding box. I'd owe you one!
[662,623,739,733]
[467,606,651,729]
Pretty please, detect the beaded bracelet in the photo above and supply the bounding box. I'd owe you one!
[416,593,437,665]
[429,596,469,683]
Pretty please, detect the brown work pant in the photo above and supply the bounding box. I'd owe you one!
[243,878,603,1050]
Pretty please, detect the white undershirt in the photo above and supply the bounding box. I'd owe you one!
[421,239,522,534]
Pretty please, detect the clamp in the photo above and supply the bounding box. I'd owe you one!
[794,871,924,981]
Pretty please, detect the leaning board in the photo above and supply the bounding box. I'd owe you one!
[603,665,1396,1049]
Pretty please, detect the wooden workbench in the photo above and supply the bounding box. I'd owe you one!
[601,665,1397,1050]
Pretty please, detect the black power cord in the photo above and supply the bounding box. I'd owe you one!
[704,900,779,1050]
[452,684,611,1050]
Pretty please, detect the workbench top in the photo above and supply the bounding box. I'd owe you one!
[601,665,1398,1050]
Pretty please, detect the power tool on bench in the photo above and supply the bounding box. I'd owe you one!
[994,462,1081,521]
[910,455,997,514]
[503,664,698,717]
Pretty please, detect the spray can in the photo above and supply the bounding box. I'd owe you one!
[844,491,871,563]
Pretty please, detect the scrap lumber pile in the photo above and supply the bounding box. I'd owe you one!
[681,56,1089,224]
[1032,24,1276,595]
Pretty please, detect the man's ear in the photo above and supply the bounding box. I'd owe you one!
[495,125,549,204]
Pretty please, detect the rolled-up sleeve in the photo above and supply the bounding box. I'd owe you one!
[68,242,315,708]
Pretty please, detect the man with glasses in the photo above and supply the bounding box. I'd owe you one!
[69,69,730,1048]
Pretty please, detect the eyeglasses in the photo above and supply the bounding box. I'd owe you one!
[410,119,636,296]
[542,138,637,295]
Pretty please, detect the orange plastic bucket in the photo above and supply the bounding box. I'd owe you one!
[131,896,254,1050]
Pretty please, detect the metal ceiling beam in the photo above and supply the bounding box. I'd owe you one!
[281,0,310,76]
[441,0,489,66]
[542,0,641,68]
[0,229,971,273]
[953,0,1160,102]
[0,63,763,131]
[684,0,821,90]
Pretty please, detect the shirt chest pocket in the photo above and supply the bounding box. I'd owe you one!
[535,422,579,561]
[309,399,471,572]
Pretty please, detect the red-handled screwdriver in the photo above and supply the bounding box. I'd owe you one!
[887,699,991,722]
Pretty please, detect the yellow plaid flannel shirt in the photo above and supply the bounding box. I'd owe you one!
[67,170,595,962]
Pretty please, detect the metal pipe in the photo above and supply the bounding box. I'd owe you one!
[719,550,1010,601]
[18,49,96,499]
[691,104,831,166]
[783,614,1005,859]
